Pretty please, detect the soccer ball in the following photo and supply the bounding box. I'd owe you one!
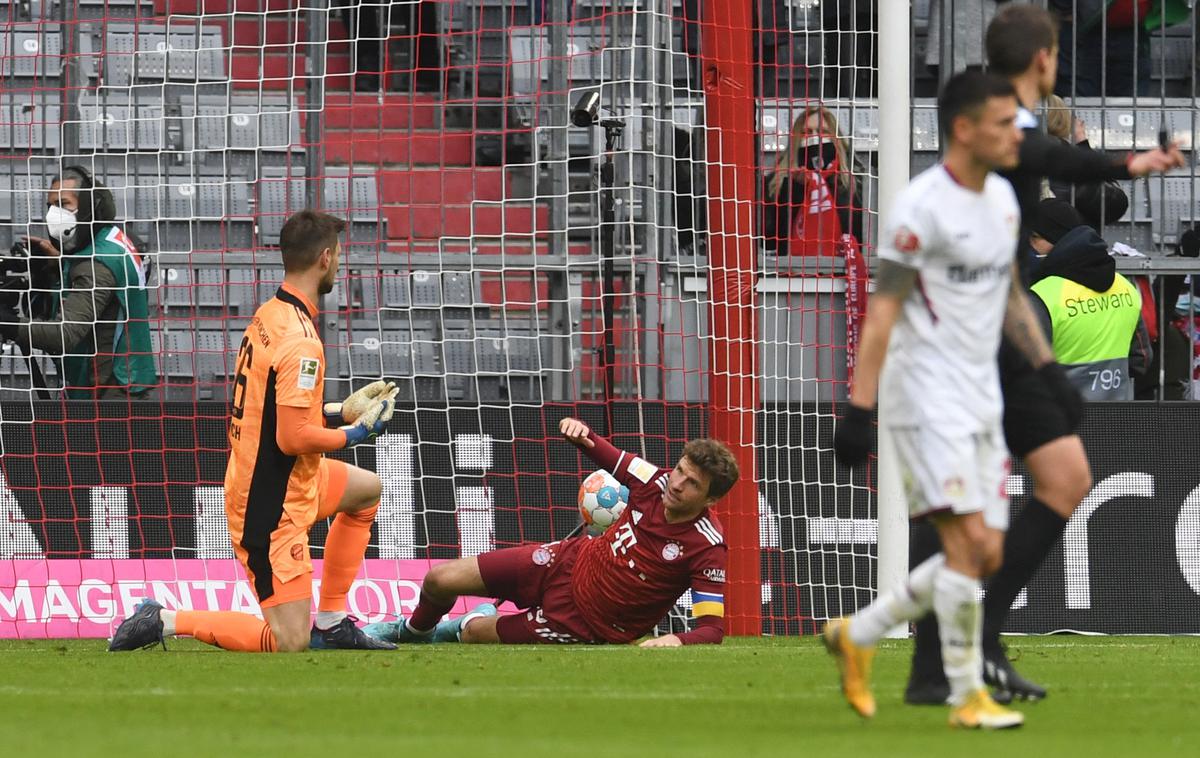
[578,469,630,535]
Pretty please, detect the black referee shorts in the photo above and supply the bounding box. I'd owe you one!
[1001,360,1074,459]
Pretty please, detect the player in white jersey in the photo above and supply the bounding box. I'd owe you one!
[824,71,1058,730]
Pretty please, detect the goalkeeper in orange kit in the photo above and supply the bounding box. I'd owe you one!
[109,210,397,652]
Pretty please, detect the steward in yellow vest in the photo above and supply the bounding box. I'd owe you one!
[1029,224,1151,400]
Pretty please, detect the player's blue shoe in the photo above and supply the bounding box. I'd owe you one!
[309,615,397,650]
[361,616,434,644]
[431,603,498,643]
[108,599,166,651]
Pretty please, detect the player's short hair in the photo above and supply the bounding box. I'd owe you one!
[937,71,1017,143]
[986,4,1060,77]
[683,439,740,500]
[279,209,346,272]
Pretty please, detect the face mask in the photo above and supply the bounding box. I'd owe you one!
[45,205,77,241]
[800,135,840,172]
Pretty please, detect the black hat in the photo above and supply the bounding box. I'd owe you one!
[1030,198,1086,245]
[1178,227,1200,258]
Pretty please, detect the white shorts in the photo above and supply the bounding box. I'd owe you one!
[890,423,1011,531]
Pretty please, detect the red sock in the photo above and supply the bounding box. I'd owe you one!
[409,591,454,633]
[175,611,277,652]
[318,503,377,613]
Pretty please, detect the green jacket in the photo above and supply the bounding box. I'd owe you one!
[54,225,156,397]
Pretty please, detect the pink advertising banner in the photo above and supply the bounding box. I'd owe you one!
[0,559,511,639]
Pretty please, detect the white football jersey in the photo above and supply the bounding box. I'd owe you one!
[877,164,1020,432]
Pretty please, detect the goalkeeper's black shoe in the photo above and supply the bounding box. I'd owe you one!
[108,599,166,652]
[310,616,397,650]
[984,650,1047,704]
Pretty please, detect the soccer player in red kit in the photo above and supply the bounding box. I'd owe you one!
[364,418,740,647]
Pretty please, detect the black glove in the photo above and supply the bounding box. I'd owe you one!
[1037,361,1084,430]
[0,311,31,353]
[833,403,875,467]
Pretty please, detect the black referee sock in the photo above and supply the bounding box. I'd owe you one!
[982,497,1068,657]
[907,519,946,684]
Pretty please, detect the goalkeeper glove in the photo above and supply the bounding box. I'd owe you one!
[833,403,874,467]
[341,396,395,448]
[1036,361,1084,431]
[324,380,396,426]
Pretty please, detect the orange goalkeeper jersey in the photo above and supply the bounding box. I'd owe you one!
[224,282,326,575]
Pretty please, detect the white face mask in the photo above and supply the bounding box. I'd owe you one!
[45,205,77,241]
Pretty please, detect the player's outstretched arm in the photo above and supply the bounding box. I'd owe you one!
[1020,128,1185,183]
[559,416,656,490]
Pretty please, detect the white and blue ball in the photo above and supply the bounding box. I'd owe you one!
[578,469,630,535]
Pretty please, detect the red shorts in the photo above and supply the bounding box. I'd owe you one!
[477,540,601,644]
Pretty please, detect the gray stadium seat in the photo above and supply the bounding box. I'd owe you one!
[227,268,255,314]
[382,273,411,308]
[162,264,195,309]
[256,268,284,305]
[195,267,224,309]
[160,330,195,379]
[99,22,226,87]
[443,339,476,375]
[442,271,478,307]
[410,271,442,308]
[0,94,62,152]
[323,171,384,243]
[185,94,303,173]
[78,93,167,151]
[0,24,63,83]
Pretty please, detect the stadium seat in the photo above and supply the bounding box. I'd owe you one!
[0,23,63,85]
[0,93,62,153]
[410,271,442,308]
[96,22,226,88]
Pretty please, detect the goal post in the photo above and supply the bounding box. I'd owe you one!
[700,0,761,636]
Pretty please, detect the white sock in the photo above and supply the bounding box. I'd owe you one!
[160,609,177,636]
[315,611,347,631]
[405,619,434,637]
[934,566,984,705]
[454,611,487,642]
[848,554,944,647]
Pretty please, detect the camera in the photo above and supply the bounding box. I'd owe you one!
[0,239,56,320]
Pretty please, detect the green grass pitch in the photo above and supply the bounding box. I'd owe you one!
[1,636,1196,757]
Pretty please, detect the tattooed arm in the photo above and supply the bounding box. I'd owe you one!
[1002,262,1055,369]
[849,260,917,409]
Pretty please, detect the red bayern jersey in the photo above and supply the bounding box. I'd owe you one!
[568,431,727,643]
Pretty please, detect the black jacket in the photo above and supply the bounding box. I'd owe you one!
[761,172,864,256]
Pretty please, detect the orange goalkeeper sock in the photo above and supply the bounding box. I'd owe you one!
[317,503,378,620]
[175,610,277,653]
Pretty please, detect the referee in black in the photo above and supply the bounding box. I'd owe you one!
[903,3,1186,705]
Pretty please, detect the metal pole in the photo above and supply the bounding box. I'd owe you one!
[876,0,912,633]
[305,1,327,212]
[600,128,619,402]
[545,1,572,401]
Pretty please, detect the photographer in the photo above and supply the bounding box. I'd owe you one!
[0,166,156,399]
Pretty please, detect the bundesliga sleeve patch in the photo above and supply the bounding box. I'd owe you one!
[626,457,656,484]
[297,357,320,390]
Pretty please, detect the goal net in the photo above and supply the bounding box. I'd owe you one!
[0,0,879,638]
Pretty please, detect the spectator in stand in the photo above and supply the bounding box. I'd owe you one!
[762,106,864,256]
[1027,199,1151,401]
[1052,0,1192,97]
[1043,94,1130,231]
[1148,227,1200,399]
[0,166,156,399]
